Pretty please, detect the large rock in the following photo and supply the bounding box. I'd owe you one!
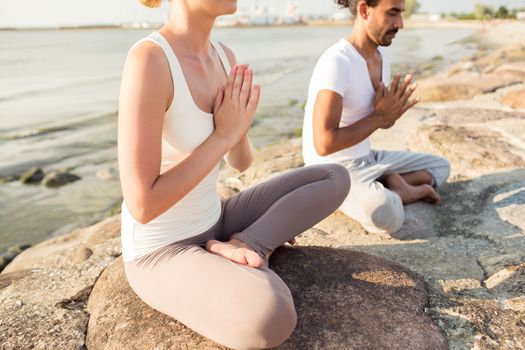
[2,216,120,273]
[303,166,525,349]
[417,72,522,102]
[86,248,446,350]
[417,42,525,103]
[0,238,121,350]
[411,125,525,176]
[0,217,122,350]
[431,107,525,125]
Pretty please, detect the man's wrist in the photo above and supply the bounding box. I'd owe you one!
[368,111,385,129]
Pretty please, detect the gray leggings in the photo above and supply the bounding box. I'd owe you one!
[124,164,350,350]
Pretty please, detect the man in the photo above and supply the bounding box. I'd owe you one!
[302,0,451,234]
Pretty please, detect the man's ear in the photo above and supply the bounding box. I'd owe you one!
[358,1,369,20]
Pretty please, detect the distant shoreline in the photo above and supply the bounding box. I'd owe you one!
[1,19,521,31]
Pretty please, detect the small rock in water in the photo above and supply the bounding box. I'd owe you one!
[0,175,17,184]
[41,171,81,188]
[20,167,45,184]
[7,244,32,255]
[0,252,19,272]
[96,168,117,181]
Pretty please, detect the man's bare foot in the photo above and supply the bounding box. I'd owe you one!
[206,239,264,268]
[384,173,441,205]
[418,184,442,204]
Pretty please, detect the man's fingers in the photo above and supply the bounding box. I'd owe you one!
[401,82,417,105]
[240,68,252,106]
[397,74,413,97]
[374,82,385,102]
[401,97,420,114]
[390,73,401,94]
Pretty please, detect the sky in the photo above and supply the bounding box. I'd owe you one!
[1,0,525,28]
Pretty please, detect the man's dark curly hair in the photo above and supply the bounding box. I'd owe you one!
[335,0,381,16]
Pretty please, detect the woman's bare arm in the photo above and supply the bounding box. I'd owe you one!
[118,43,259,224]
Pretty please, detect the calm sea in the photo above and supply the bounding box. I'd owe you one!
[0,25,477,253]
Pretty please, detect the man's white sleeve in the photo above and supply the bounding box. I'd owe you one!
[312,53,350,98]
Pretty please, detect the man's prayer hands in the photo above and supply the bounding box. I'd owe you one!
[371,73,420,129]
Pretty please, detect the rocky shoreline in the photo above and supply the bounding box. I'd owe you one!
[1,22,525,349]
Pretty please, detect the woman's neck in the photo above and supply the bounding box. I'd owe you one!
[162,3,215,56]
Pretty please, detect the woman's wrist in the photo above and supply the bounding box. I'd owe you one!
[210,132,236,153]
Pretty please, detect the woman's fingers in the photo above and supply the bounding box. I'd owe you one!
[213,85,225,115]
[232,64,246,101]
[240,68,252,106]
[224,65,238,100]
[247,84,260,114]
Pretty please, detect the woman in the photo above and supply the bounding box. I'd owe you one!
[118,0,350,348]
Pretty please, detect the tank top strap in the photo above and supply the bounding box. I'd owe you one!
[211,40,232,75]
[143,31,190,100]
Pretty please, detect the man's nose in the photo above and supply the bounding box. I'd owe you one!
[397,15,404,29]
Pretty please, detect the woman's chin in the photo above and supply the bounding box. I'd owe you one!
[223,0,237,15]
[223,5,237,15]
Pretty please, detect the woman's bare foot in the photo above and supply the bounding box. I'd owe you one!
[384,173,441,205]
[206,239,264,268]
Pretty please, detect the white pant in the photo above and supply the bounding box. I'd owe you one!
[339,150,451,234]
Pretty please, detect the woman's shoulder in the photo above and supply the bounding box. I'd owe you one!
[122,38,172,91]
[122,38,173,83]
[127,39,166,66]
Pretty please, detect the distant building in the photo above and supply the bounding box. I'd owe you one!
[280,2,300,24]
[517,11,525,20]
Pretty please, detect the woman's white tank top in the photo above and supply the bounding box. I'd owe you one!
[121,31,232,262]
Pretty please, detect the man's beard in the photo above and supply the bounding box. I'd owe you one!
[378,28,398,46]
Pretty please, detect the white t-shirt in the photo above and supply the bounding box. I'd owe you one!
[302,39,390,165]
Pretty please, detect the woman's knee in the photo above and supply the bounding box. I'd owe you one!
[316,163,351,202]
[228,286,297,349]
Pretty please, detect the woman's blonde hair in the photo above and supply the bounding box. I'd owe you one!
[140,0,162,8]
